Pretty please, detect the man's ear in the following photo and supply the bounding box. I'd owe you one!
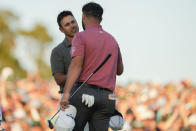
[82,13,86,21]
[59,27,64,33]
[99,17,102,23]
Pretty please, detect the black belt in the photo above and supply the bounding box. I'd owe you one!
[76,82,112,92]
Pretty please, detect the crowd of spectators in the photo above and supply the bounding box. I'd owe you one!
[0,68,60,131]
[0,67,196,131]
[115,80,196,131]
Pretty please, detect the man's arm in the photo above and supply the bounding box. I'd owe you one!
[117,47,124,75]
[50,48,67,86]
[64,56,83,93]
[53,73,67,86]
[60,56,84,109]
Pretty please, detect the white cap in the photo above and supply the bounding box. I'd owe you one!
[188,114,196,125]
[109,115,124,130]
[109,109,124,130]
[55,105,77,131]
[1,67,13,80]
[13,108,26,119]
[136,105,154,120]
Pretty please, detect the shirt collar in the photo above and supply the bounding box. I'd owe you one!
[63,38,71,48]
[86,24,102,30]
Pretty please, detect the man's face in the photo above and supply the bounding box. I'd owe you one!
[59,15,79,37]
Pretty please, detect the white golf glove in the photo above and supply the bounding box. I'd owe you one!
[82,94,94,108]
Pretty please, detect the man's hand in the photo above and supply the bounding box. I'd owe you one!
[60,93,70,111]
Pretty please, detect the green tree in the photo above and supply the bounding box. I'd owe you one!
[0,10,26,78]
[19,24,53,79]
[0,10,52,79]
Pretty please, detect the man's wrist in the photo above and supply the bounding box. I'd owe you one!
[63,91,70,96]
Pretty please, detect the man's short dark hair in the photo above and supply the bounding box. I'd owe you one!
[82,2,103,21]
[57,10,73,27]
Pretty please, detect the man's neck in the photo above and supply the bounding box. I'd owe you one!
[86,18,100,27]
[66,37,73,44]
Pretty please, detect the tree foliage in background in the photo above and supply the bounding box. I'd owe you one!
[0,10,26,78]
[19,24,53,79]
[0,10,52,79]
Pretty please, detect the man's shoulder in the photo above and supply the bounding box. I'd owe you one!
[52,41,66,52]
[55,41,65,49]
[102,30,113,37]
[102,30,117,43]
[76,30,89,37]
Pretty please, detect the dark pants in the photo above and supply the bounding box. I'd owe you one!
[70,83,116,131]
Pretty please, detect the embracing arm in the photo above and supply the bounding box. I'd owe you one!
[53,73,67,86]
[117,47,124,75]
[60,56,83,110]
[63,56,84,94]
[50,48,67,86]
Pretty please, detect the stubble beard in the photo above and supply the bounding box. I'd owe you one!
[66,27,78,38]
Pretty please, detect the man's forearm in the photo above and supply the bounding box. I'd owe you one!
[117,47,123,75]
[63,56,83,94]
[53,73,67,86]
[117,62,123,75]
[117,56,123,75]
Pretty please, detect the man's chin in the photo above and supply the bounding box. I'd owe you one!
[66,32,76,37]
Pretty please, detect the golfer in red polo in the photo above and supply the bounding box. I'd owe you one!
[60,2,124,131]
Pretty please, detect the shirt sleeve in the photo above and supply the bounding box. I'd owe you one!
[50,48,64,75]
[71,33,84,58]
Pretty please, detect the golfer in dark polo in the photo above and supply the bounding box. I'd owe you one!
[50,11,79,93]
[60,2,124,131]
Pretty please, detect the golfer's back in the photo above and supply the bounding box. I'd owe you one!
[71,24,120,91]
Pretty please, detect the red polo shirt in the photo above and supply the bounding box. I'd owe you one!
[71,24,122,91]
